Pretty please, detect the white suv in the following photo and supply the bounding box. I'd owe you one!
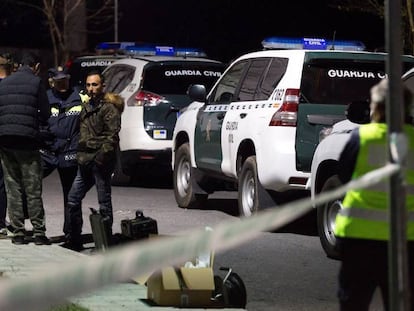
[102,45,224,184]
[172,37,414,233]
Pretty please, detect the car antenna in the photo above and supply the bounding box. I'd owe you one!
[330,30,336,50]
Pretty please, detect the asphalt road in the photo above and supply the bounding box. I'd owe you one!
[40,171,383,311]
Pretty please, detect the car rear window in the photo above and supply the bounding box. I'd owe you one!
[142,62,224,94]
[300,60,387,105]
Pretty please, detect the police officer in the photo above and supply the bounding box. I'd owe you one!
[335,79,414,310]
[41,67,82,241]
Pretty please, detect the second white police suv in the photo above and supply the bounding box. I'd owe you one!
[172,37,414,257]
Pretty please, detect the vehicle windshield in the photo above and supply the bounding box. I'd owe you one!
[300,60,387,105]
[142,62,224,94]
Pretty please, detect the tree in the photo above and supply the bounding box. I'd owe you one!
[4,0,116,66]
[329,0,414,55]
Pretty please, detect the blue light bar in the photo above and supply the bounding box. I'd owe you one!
[175,47,207,57]
[262,37,366,51]
[95,42,136,51]
[155,46,175,56]
[124,45,207,57]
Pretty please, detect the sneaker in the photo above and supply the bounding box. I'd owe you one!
[34,235,51,245]
[12,235,28,245]
[0,228,7,238]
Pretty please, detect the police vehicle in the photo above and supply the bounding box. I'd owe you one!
[65,42,135,88]
[101,45,224,184]
[172,37,414,235]
[311,66,414,258]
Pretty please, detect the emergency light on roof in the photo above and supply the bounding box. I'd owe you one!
[124,45,207,57]
[95,41,136,52]
[261,37,366,51]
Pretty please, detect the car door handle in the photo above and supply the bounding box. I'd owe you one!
[239,113,247,119]
[217,113,225,120]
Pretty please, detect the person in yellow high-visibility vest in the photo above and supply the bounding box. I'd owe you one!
[335,78,414,311]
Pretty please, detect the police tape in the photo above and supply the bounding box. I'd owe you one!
[0,163,401,310]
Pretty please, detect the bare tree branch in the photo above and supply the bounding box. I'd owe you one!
[329,0,414,54]
[2,0,116,66]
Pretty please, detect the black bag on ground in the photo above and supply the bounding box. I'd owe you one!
[89,208,112,250]
[213,267,247,308]
[121,210,158,240]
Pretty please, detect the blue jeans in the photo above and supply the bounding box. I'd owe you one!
[67,162,114,240]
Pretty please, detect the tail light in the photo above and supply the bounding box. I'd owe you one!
[64,58,73,70]
[127,90,165,107]
[269,88,299,127]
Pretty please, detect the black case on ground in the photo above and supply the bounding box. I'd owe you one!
[89,207,112,250]
[121,210,158,240]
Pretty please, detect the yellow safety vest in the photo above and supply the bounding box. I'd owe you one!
[334,123,414,241]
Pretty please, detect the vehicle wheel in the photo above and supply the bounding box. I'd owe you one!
[317,174,343,259]
[238,156,260,217]
[173,143,207,208]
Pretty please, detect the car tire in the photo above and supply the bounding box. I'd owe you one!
[317,174,342,259]
[238,156,261,217]
[173,143,207,208]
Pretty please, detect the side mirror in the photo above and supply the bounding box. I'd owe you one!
[346,100,371,124]
[187,84,207,102]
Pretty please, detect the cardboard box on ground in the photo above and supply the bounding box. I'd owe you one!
[146,227,217,307]
[147,266,217,307]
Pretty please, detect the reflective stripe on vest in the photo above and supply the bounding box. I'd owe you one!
[334,123,414,241]
[338,207,414,222]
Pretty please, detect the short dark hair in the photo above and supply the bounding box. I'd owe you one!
[86,70,104,83]
[20,52,40,67]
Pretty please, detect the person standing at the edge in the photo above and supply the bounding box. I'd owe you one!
[335,79,414,310]
[0,52,51,245]
[63,70,124,251]
[0,53,13,237]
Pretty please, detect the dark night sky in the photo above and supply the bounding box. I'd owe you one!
[116,0,385,62]
[0,0,385,63]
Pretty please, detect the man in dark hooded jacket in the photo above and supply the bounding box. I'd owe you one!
[0,52,51,245]
[64,70,124,251]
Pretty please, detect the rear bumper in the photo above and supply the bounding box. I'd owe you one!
[120,149,172,172]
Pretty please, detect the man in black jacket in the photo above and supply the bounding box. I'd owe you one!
[0,52,51,245]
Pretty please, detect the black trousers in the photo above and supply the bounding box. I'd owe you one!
[337,238,414,311]
[43,165,78,236]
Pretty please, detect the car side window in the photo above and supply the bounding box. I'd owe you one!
[238,58,271,101]
[258,57,288,99]
[210,60,248,104]
[104,65,135,94]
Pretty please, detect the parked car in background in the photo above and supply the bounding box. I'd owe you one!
[65,42,137,88]
[102,45,225,184]
[311,65,414,259]
[171,36,414,243]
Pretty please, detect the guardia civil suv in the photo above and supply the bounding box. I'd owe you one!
[311,66,414,258]
[102,45,224,184]
[172,37,414,236]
